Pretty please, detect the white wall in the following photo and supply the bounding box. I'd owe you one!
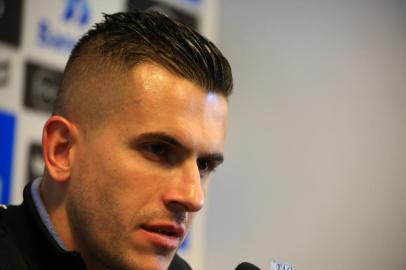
[206,1,406,269]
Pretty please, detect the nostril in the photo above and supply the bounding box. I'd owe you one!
[167,200,190,212]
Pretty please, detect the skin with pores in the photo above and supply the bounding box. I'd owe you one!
[41,63,228,270]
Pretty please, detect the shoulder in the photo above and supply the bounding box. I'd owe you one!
[0,205,29,270]
[168,254,192,270]
[0,204,15,224]
[0,204,7,215]
[0,204,24,226]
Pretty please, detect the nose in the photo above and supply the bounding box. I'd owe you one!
[162,160,205,213]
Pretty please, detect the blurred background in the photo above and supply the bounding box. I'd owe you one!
[1,0,405,269]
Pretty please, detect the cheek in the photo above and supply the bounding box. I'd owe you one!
[90,155,162,207]
[70,146,128,212]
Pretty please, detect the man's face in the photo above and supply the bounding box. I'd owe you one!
[66,63,228,270]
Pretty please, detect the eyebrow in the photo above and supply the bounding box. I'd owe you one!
[200,153,224,165]
[137,132,185,148]
[136,132,225,163]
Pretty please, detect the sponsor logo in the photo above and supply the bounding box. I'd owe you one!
[63,0,91,27]
[0,60,10,87]
[37,0,92,53]
[27,143,44,184]
[0,0,23,47]
[37,19,78,52]
[24,61,62,113]
[127,0,197,30]
[0,110,16,204]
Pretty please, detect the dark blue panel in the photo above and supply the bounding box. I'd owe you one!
[0,110,16,204]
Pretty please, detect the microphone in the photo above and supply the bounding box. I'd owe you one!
[235,262,261,270]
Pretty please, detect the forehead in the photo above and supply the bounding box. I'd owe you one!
[131,64,225,111]
[116,63,229,151]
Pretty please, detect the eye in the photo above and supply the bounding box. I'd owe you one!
[139,142,184,166]
[146,144,166,156]
[197,158,213,177]
[140,143,170,161]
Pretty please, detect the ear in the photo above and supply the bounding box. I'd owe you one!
[42,116,78,182]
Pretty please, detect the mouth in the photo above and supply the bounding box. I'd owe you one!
[147,228,180,237]
[140,223,185,250]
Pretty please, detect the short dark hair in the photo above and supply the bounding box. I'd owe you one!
[53,11,233,119]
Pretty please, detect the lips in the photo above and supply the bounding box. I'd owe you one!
[140,223,185,249]
[142,223,185,237]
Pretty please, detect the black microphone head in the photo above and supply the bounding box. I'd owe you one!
[235,262,261,270]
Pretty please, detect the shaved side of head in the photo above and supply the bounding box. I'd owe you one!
[55,38,131,130]
[53,11,233,131]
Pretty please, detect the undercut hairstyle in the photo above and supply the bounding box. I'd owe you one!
[53,11,233,128]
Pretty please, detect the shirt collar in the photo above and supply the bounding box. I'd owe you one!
[31,177,67,250]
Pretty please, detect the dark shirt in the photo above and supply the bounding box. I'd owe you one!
[0,183,191,270]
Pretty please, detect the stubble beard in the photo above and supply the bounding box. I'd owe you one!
[66,192,142,270]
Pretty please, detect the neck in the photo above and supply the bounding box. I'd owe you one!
[41,175,76,251]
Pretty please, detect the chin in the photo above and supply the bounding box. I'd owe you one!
[130,251,174,270]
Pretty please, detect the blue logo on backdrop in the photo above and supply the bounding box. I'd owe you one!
[63,0,90,27]
[37,0,91,53]
[179,232,190,252]
[38,20,78,52]
[0,111,16,204]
